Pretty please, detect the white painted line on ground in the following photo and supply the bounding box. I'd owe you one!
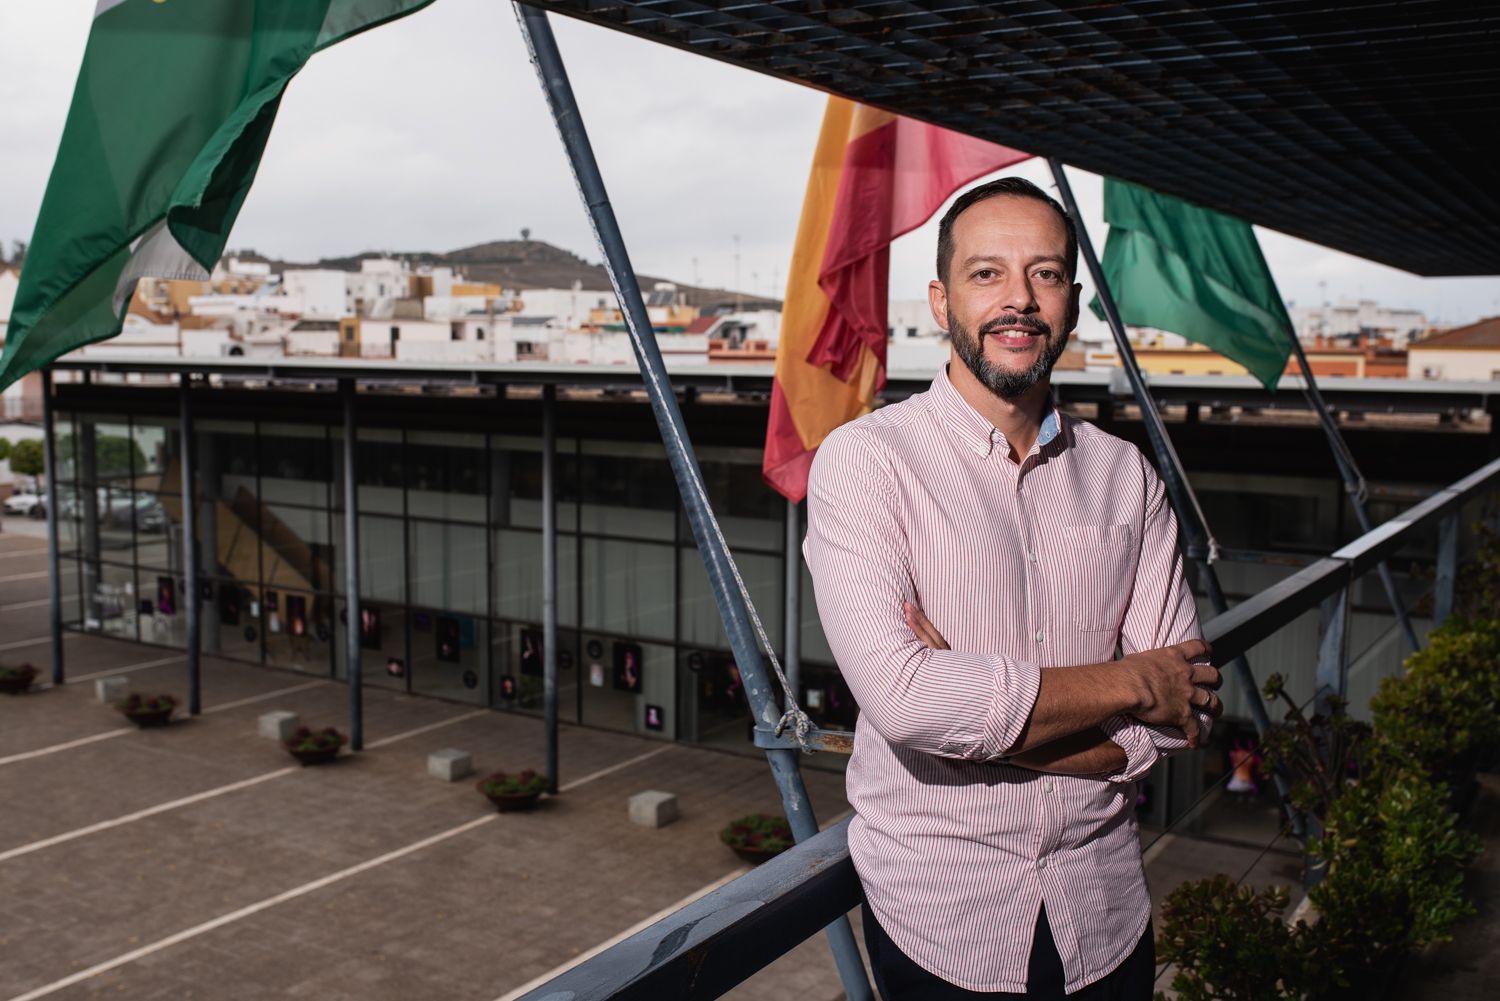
[201,680,328,714]
[65,655,182,683]
[558,744,674,793]
[0,598,54,611]
[0,697,498,863]
[2,814,498,1001]
[0,681,325,767]
[365,708,489,749]
[493,864,751,1001]
[0,548,49,560]
[0,633,76,653]
[0,570,49,583]
[0,768,297,864]
[0,728,133,767]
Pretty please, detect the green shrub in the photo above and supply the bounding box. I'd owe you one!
[8,438,43,477]
[284,726,346,753]
[1306,770,1480,977]
[1370,617,1500,779]
[1153,875,1326,1001]
[477,769,546,797]
[719,813,793,854]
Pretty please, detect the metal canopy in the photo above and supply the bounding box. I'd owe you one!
[525,0,1500,277]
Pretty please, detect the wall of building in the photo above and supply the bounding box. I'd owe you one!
[1409,347,1500,381]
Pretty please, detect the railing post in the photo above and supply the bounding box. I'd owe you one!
[1315,576,1351,719]
[179,374,201,715]
[340,379,364,751]
[1432,510,1458,628]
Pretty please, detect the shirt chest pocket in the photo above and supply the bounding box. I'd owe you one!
[1039,524,1137,632]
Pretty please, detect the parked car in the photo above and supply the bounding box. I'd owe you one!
[3,493,45,517]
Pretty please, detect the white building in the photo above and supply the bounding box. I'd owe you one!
[282,269,352,320]
[1407,317,1500,381]
[1292,298,1429,346]
[515,285,612,331]
[348,259,408,320]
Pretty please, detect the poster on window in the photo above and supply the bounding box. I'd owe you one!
[520,628,543,677]
[436,615,461,663]
[359,606,382,650]
[612,641,643,694]
[156,576,176,616]
[286,595,308,638]
[217,587,241,627]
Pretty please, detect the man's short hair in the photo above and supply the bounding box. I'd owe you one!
[935,177,1079,284]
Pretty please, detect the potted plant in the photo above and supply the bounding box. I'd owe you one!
[476,769,547,812]
[283,726,346,766]
[119,692,176,727]
[719,813,794,865]
[0,662,38,695]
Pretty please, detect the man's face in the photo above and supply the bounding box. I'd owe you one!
[929,195,1081,399]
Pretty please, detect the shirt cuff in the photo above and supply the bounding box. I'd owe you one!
[980,656,1041,761]
[1100,714,1161,783]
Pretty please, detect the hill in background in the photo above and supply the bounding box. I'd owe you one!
[235,239,781,311]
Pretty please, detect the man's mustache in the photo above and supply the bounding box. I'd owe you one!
[978,314,1051,337]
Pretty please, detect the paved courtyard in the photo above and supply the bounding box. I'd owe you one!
[0,525,1310,1000]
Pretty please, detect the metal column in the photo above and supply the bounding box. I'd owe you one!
[341,379,364,751]
[179,375,201,715]
[784,498,802,707]
[1048,160,1274,738]
[514,7,870,998]
[41,368,64,684]
[543,383,559,794]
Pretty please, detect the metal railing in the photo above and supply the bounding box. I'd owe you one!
[517,453,1500,1001]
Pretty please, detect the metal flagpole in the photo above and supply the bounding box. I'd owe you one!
[784,498,802,709]
[1284,336,1420,651]
[41,368,65,684]
[1048,160,1275,739]
[542,383,559,794]
[340,379,364,751]
[514,6,870,998]
[179,374,201,714]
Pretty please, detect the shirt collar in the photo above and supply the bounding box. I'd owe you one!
[928,364,1063,458]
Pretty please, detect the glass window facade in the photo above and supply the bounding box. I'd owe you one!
[52,406,845,755]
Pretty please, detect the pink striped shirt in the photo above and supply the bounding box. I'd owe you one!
[804,366,1206,994]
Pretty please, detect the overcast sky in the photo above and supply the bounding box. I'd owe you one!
[3,0,1498,327]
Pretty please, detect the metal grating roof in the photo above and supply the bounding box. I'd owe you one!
[523,1,1500,276]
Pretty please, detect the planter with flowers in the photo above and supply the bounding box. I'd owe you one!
[719,813,794,865]
[0,662,38,695]
[476,770,547,812]
[120,692,176,727]
[283,726,346,766]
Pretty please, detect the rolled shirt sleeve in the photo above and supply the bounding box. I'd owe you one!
[1101,455,1213,782]
[805,425,1041,761]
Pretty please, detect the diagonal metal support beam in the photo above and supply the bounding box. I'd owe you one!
[513,6,870,998]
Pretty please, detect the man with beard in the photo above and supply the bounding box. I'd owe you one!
[803,177,1221,1000]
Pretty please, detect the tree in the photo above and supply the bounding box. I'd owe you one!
[0,438,10,462]
[9,239,26,266]
[9,438,44,478]
[520,227,531,241]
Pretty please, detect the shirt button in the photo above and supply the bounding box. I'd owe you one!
[1037,858,1047,870]
[1044,781,1054,794]
[1035,629,1044,644]
[1027,551,1037,564]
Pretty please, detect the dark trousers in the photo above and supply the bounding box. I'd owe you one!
[860,901,1154,1000]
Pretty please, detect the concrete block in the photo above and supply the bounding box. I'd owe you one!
[258,710,300,741]
[428,748,473,782]
[95,676,129,705]
[629,790,678,829]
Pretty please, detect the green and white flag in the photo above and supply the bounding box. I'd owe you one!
[0,0,436,390]
[1091,177,1294,389]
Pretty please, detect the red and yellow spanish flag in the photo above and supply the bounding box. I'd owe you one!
[763,98,1031,501]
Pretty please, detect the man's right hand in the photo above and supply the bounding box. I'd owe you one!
[1123,639,1220,747]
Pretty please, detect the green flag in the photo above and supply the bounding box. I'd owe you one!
[1091,177,1293,389]
[0,0,436,391]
